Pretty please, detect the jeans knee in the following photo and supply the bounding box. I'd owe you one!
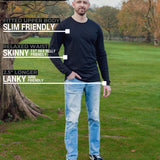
[66,113,79,123]
[65,121,78,132]
[88,111,99,122]
[88,117,100,123]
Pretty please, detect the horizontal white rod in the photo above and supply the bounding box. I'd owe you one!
[3,29,70,34]
[3,55,68,60]
[3,81,107,86]
[3,56,63,59]
[4,31,64,32]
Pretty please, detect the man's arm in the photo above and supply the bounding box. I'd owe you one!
[49,23,72,77]
[96,26,111,97]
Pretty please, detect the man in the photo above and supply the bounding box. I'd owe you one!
[49,0,111,159]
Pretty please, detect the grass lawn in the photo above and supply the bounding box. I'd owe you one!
[0,38,160,160]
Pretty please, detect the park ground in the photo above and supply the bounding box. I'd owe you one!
[0,38,160,160]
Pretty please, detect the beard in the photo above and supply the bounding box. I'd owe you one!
[75,7,87,16]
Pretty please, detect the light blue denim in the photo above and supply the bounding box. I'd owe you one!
[64,78,101,160]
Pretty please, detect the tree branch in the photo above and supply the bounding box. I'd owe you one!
[15,32,34,43]
[8,11,25,17]
[16,3,34,8]
[12,14,25,18]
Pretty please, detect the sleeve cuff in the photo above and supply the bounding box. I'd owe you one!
[65,70,72,77]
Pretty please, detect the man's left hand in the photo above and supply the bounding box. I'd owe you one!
[103,85,111,97]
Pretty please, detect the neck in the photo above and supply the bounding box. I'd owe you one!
[72,12,88,23]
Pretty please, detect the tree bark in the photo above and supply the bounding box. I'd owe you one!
[0,2,47,121]
[154,31,160,46]
[145,31,152,43]
[148,0,160,46]
[107,30,111,40]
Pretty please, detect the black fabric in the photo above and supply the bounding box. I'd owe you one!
[49,16,110,85]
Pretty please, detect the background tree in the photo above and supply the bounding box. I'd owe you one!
[45,1,71,20]
[88,6,119,40]
[118,0,160,45]
[147,0,160,45]
[0,1,57,121]
[118,0,150,41]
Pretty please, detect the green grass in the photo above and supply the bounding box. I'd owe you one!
[0,38,160,160]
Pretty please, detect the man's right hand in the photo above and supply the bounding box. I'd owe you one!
[67,71,82,80]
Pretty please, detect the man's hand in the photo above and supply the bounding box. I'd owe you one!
[103,85,111,97]
[67,71,82,80]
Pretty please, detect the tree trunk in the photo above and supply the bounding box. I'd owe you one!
[0,2,46,121]
[107,30,111,40]
[145,31,152,43]
[154,31,160,46]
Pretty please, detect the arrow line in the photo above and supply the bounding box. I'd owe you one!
[3,29,70,34]
[3,81,107,86]
[3,55,68,60]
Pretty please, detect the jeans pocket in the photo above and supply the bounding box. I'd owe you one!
[65,78,75,83]
[67,77,76,81]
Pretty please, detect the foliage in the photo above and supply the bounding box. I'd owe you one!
[5,113,13,122]
[88,6,119,40]
[7,1,53,18]
[118,0,149,36]
[45,1,71,19]
[118,0,160,45]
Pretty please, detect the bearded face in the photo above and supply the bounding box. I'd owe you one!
[72,0,90,16]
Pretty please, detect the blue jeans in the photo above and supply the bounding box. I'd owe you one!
[65,78,101,160]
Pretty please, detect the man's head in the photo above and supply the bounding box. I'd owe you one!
[72,0,90,16]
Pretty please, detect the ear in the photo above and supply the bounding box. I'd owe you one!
[87,2,90,9]
[72,1,75,9]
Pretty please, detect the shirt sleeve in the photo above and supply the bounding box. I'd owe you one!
[49,23,72,77]
[96,26,111,85]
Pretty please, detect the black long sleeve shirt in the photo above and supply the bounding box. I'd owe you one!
[49,16,110,85]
